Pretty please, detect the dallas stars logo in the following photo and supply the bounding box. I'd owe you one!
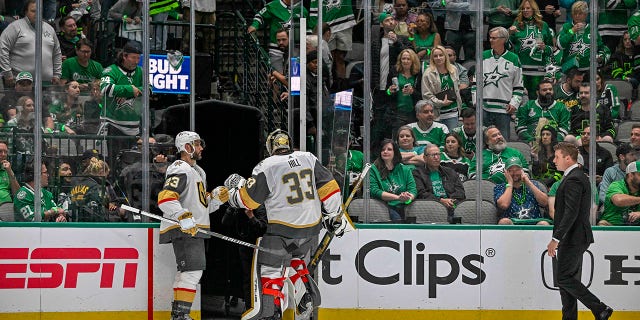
[569,38,589,56]
[489,158,505,176]
[519,33,537,52]
[326,0,342,10]
[484,65,508,87]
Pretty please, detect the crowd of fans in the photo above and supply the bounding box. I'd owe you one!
[2,0,640,227]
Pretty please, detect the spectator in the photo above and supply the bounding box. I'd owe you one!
[440,132,471,181]
[508,0,554,100]
[407,100,449,147]
[630,123,640,149]
[599,160,640,226]
[598,143,637,205]
[4,96,52,154]
[369,138,417,221]
[537,0,560,34]
[118,136,169,215]
[495,156,550,225]
[70,157,128,222]
[0,71,55,133]
[444,46,470,89]
[553,67,583,110]
[515,78,570,143]
[149,0,181,51]
[603,31,637,97]
[60,38,104,91]
[82,79,103,134]
[247,0,307,74]
[49,80,82,135]
[108,0,142,23]
[556,1,609,72]
[392,0,417,37]
[371,12,412,146]
[14,160,67,222]
[0,105,17,126]
[0,140,19,221]
[452,107,483,158]
[99,41,143,162]
[421,45,463,130]
[181,0,215,54]
[397,125,426,170]
[595,71,621,120]
[388,48,422,131]
[477,27,524,141]
[411,12,441,63]
[0,0,62,87]
[577,126,614,184]
[469,126,530,183]
[413,144,466,217]
[56,161,74,213]
[487,0,519,32]
[57,15,81,61]
[567,83,615,143]
[309,0,355,83]
[596,0,635,54]
[444,0,478,63]
[531,124,562,188]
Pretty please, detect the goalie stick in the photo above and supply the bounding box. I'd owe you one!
[120,205,281,255]
[308,163,372,273]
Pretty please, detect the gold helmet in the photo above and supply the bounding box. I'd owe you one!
[266,129,292,156]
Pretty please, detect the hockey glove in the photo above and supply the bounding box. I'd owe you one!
[224,173,246,190]
[322,214,347,237]
[178,211,198,236]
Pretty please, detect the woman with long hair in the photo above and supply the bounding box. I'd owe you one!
[387,49,423,132]
[369,139,417,221]
[440,133,470,181]
[396,125,426,169]
[421,45,463,131]
[411,12,441,63]
[531,124,561,188]
[49,80,82,134]
[603,31,637,93]
[508,0,554,100]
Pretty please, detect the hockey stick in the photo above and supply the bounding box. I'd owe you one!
[120,204,281,255]
[308,163,372,273]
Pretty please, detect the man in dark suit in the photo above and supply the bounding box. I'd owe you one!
[547,142,613,320]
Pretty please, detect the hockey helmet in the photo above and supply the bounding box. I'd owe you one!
[175,131,204,153]
[266,129,292,156]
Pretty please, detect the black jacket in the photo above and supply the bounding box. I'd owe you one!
[553,167,594,245]
[412,165,466,201]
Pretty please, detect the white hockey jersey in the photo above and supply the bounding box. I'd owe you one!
[158,160,213,242]
[237,151,342,238]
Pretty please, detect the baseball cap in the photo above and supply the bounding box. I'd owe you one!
[626,161,640,174]
[378,12,391,23]
[123,41,142,54]
[16,71,33,83]
[506,157,523,169]
[82,149,103,161]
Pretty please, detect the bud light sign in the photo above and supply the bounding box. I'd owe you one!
[139,54,191,94]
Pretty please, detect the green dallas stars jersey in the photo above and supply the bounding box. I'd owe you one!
[515,100,570,143]
[469,147,530,184]
[629,10,640,75]
[556,22,610,71]
[14,185,59,222]
[309,0,355,33]
[251,0,309,53]
[597,0,637,37]
[99,64,143,136]
[475,49,524,113]
[509,21,554,76]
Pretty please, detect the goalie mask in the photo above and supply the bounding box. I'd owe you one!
[266,129,292,156]
[175,131,205,156]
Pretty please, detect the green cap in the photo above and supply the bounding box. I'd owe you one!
[378,12,390,24]
[506,157,523,169]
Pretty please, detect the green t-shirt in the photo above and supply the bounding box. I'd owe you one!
[429,171,447,198]
[369,163,417,208]
[0,169,13,204]
[61,57,104,84]
[601,180,640,226]
[396,74,418,115]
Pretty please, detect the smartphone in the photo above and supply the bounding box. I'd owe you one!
[404,83,411,89]
[392,77,399,87]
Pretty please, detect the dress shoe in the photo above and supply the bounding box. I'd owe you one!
[599,306,613,320]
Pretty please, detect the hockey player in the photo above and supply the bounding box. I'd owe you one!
[225,129,347,320]
[158,131,224,320]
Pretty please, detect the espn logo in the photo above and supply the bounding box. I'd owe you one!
[0,248,139,289]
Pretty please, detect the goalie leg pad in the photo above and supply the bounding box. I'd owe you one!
[289,259,321,308]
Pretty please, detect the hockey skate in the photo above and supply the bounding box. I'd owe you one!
[170,313,194,320]
[295,292,313,319]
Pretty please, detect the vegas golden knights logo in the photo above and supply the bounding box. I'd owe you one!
[197,182,207,207]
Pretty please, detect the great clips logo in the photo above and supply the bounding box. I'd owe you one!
[322,240,486,298]
[0,247,139,289]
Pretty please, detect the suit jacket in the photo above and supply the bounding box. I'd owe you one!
[552,167,594,246]
[413,165,466,201]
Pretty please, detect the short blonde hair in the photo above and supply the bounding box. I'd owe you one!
[571,1,588,16]
[83,157,110,177]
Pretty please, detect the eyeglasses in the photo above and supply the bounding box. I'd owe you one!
[425,153,440,158]
[489,36,505,40]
